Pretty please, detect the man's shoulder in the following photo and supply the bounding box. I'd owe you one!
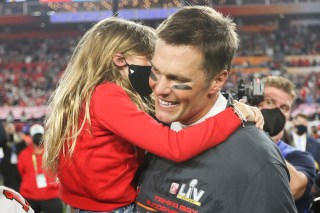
[226,124,281,159]
[229,123,272,145]
[146,123,285,173]
[209,124,289,176]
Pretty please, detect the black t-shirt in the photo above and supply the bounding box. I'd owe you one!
[136,124,297,213]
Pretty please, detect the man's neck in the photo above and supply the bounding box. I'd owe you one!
[171,93,227,132]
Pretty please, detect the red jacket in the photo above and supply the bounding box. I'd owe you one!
[58,82,241,211]
[18,145,59,200]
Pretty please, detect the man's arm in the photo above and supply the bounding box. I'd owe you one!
[286,160,308,199]
[285,150,316,201]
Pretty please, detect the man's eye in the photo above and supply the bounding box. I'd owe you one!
[281,106,290,113]
[264,99,273,105]
[150,71,159,81]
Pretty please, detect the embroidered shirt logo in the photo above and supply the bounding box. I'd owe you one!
[169,179,205,206]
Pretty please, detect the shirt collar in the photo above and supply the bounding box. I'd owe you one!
[171,93,227,132]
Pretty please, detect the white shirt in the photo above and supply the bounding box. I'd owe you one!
[171,93,227,132]
[292,132,307,152]
[0,186,34,213]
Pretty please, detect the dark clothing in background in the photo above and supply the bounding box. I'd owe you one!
[0,130,26,191]
[0,122,5,147]
[0,121,6,184]
[289,133,320,171]
[305,137,320,171]
[278,140,316,213]
[27,198,63,213]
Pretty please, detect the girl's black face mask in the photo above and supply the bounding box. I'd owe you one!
[127,64,152,98]
[261,108,286,137]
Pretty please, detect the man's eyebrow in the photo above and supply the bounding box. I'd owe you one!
[264,96,273,100]
[167,73,191,82]
[150,61,191,82]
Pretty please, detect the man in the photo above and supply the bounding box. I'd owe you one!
[136,6,297,212]
[291,113,320,171]
[259,76,316,213]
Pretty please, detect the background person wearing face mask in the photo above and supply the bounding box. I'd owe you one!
[258,76,316,213]
[17,124,63,213]
[291,113,320,172]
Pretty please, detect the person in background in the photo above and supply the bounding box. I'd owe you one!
[0,121,6,185]
[0,122,26,191]
[136,6,296,213]
[0,121,5,149]
[259,76,316,213]
[311,125,320,142]
[291,113,320,172]
[0,185,34,213]
[6,111,15,123]
[18,124,62,213]
[42,17,263,213]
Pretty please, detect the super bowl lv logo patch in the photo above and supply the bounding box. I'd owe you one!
[169,179,205,206]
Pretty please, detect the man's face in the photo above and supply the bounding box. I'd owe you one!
[259,86,293,120]
[293,116,308,127]
[292,116,308,135]
[258,85,294,141]
[149,40,221,125]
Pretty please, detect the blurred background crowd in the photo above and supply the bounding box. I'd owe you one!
[0,0,319,212]
[0,1,319,123]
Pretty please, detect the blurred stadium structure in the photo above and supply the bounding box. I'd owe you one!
[0,0,319,127]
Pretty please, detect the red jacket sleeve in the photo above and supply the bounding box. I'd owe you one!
[91,83,241,162]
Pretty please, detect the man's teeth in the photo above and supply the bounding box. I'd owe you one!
[159,99,176,106]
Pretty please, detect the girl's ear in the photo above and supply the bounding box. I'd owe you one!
[112,53,127,67]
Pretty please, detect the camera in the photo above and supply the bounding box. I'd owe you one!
[237,78,264,106]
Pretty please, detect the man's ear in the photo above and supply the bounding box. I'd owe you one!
[112,53,127,67]
[208,70,229,95]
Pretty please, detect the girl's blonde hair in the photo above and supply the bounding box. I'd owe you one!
[43,17,156,174]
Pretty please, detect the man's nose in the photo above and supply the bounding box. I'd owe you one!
[280,109,290,120]
[153,77,172,96]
